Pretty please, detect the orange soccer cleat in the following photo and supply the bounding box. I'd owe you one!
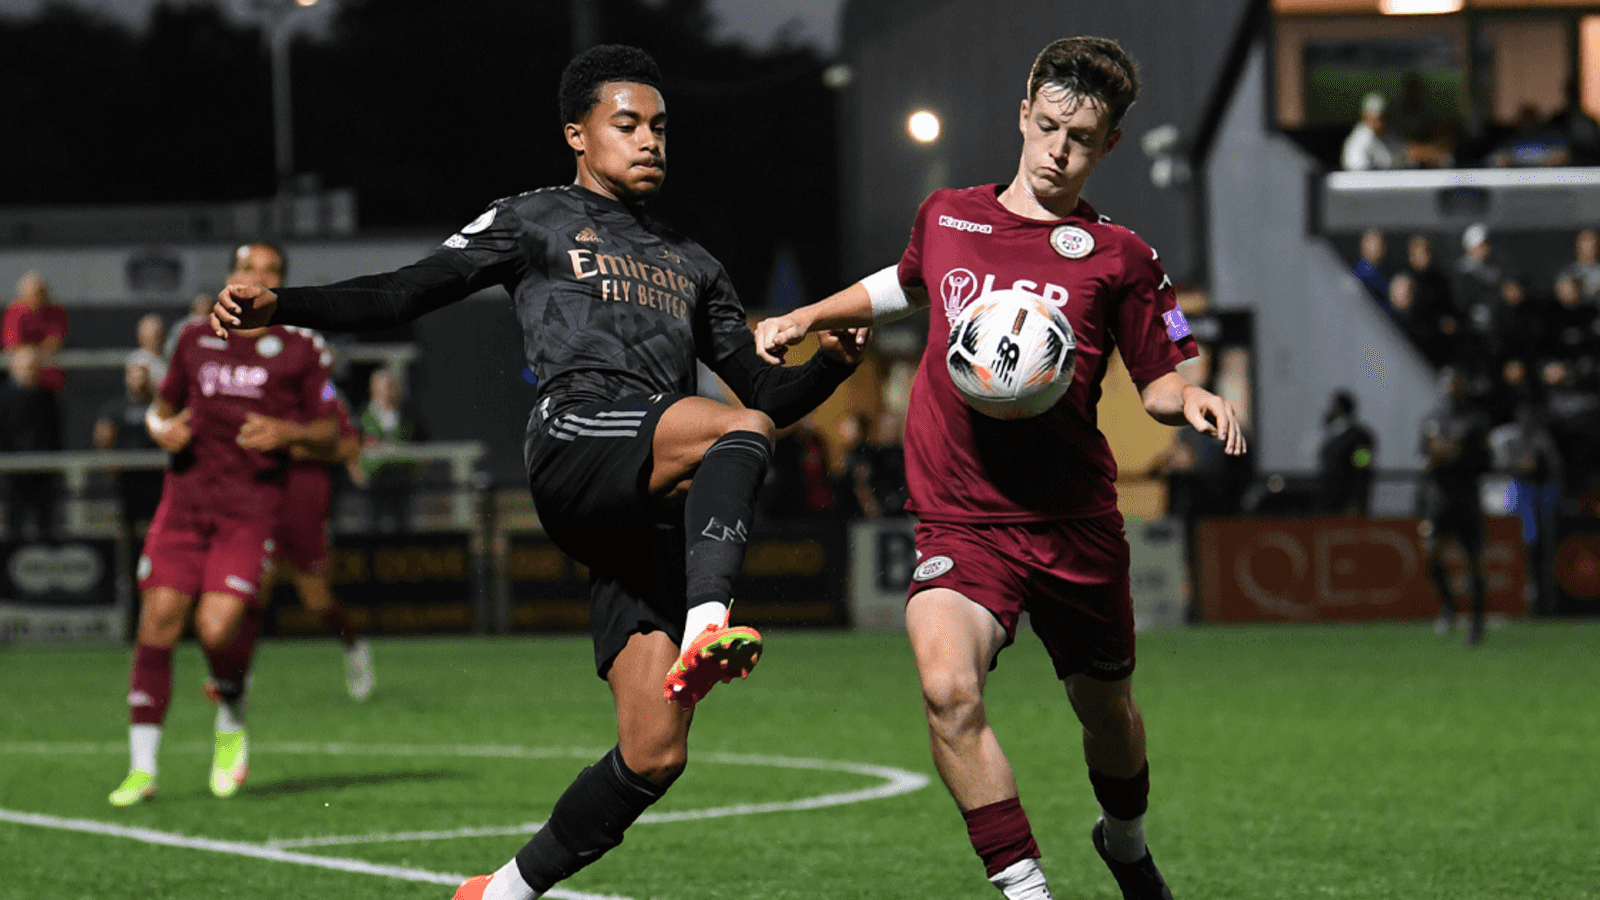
[663,619,763,709]
[451,874,492,899]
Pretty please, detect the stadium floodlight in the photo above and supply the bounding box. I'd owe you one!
[1379,0,1462,14]
[908,110,942,144]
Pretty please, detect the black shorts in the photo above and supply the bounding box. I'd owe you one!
[1425,512,1484,555]
[526,392,689,679]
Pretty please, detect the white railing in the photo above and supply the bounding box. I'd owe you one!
[0,441,485,531]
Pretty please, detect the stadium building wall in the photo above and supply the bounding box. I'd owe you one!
[837,0,1256,286]
[1205,42,1434,474]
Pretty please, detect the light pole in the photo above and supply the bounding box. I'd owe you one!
[255,0,319,230]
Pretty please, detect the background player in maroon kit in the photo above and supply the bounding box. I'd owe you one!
[109,272,340,807]
[756,37,1243,900]
[229,242,375,700]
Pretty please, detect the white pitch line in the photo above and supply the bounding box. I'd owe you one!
[0,808,639,900]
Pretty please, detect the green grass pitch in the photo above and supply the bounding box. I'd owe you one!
[3,620,1597,899]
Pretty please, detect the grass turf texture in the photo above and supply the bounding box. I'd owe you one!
[2,621,1597,899]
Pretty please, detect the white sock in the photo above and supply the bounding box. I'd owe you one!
[989,857,1053,900]
[1100,812,1148,863]
[130,724,161,775]
[215,700,246,734]
[680,600,728,654]
[481,858,538,900]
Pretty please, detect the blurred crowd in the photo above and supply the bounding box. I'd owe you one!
[1342,72,1600,171]
[1349,225,1600,511]
[0,271,426,542]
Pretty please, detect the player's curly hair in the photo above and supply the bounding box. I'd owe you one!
[559,44,664,124]
[1028,37,1141,134]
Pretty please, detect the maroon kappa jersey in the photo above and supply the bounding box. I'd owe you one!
[897,185,1197,523]
[285,394,358,500]
[159,322,338,521]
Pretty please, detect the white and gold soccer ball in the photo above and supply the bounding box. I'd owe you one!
[945,288,1076,420]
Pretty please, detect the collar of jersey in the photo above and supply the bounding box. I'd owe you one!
[980,183,1095,227]
[565,183,649,218]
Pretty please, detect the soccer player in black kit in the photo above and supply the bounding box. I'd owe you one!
[212,45,867,900]
[1418,367,1492,646]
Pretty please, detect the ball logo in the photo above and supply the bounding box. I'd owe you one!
[940,268,980,321]
[912,555,954,581]
[8,544,102,594]
[255,334,283,359]
[1049,225,1095,259]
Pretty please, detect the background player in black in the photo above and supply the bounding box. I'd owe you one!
[1418,368,1492,646]
[1317,389,1377,516]
[213,45,866,900]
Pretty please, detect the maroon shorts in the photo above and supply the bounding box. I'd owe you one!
[273,465,333,575]
[138,499,276,605]
[909,513,1135,681]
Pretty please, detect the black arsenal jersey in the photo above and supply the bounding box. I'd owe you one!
[270,183,854,445]
[436,185,752,412]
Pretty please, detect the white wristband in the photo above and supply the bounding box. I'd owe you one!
[864,265,917,324]
[145,405,172,439]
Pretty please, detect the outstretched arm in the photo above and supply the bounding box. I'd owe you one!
[710,330,868,430]
[753,266,927,363]
[213,255,473,335]
[1137,370,1247,456]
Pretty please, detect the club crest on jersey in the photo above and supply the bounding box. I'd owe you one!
[940,267,981,320]
[912,555,954,582]
[255,334,283,358]
[1050,225,1094,259]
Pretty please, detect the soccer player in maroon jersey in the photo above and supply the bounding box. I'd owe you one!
[230,242,376,700]
[108,251,341,807]
[757,37,1244,900]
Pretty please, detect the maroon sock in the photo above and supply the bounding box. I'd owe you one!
[205,607,262,703]
[963,797,1041,877]
[324,601,358,646]
[128,644,173,726]
[1088,763,1151,821]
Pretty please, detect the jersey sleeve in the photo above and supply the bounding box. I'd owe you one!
[896,194,937,294]
[693,259,755,368]
[295,337,340,420]
[433,199,533,289]
[1112,237,1197,383]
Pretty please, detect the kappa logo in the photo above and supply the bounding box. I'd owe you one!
[199,336,229,350]
[938,214,993,235]
[574,227,601,244]
[700,517,748,543]
[1089,656,1134,672]
[912,555,954,581]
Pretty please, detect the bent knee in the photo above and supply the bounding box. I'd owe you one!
[724,409,775,442]
[625,747,688,785]
[920,671,985,729]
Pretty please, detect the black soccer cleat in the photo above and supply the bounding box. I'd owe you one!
[1092,818,1174,900]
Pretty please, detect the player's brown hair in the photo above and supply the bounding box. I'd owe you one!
[1027,37,1141,134]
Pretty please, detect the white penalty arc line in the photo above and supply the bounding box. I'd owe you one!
[0,741,931,852]
[0,808,637,900]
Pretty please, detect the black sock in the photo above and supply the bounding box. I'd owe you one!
[684,430,771,606]
[514,746,675,892]
[1427,555,1456,615]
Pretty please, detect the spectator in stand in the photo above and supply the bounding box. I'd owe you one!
[0,346,64,539]
[126,314,168,388]
[93,358,165,543]
[1539,359,1600,507]
[1549,272,1600,361]
[1557,228,1600,305]
[1342,92,1409,171]
[1475,357,1536,428]
[358,367,423,532]
[3,271,68,394]
[1388,71,1456,168]
[164,293,215,360]
[1352,229,1390,302]
[1316,389,1376,516]
[1544,76,1600,167]
[1487,277,1545,371]
[1485,103,1572,167]
[1489,402,1563,614]
[1450,223,1508,371]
